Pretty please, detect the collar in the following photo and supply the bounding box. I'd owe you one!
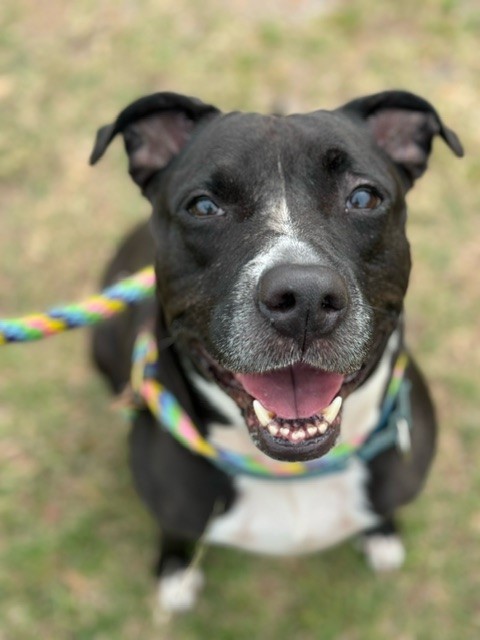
[129,331,412,480]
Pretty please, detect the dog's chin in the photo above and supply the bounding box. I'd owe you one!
[191,344,364,463]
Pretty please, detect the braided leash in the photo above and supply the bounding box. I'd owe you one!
[0,267,155,345]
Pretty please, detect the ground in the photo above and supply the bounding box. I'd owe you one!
[0,1,479,638]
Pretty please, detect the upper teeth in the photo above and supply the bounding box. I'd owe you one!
[321,396,343,424]
[253,399,275,426]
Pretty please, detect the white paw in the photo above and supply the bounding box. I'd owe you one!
[362,534,406,573]
[156,567,205,615]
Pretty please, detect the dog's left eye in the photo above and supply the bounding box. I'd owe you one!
[346,187,382,211]
[187,196,225,218]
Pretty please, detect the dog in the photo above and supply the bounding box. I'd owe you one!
[89,90,463,613]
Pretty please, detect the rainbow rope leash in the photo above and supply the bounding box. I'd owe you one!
[0,267,155,345]
[131,331,411,479]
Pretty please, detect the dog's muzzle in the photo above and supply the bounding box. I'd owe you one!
[190,261,373,462]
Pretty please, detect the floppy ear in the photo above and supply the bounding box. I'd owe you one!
[340,90,463,187]
[89,92,220,193]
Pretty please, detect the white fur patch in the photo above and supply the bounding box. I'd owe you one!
[188,367,243,426]
[362,534,406,572]
[340,330,400,444]
[241,234,320,281]
[264,156,296,235]
[206,458,378,555]
[156,567,205,614]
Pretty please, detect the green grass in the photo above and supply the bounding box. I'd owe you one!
[1,1,479,638]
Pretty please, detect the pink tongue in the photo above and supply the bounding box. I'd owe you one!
[236,364,344,420]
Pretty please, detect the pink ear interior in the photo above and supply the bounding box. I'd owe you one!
[367,108,439,181]
[125,111,195,187]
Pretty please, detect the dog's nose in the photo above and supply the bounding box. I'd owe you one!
[257,264,349,346]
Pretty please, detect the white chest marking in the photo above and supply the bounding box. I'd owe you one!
[340,330,400,444]
[206,459,378,555]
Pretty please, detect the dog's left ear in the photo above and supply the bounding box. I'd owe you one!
[340,90,464,187]
[89,92,220,194]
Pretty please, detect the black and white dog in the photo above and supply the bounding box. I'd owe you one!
[90,91,462,612]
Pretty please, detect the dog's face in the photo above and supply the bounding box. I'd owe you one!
[91,91,462,462]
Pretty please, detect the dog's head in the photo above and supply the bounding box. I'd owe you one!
[91,91,462,462]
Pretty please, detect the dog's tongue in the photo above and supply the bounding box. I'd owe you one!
[236,364,344,420]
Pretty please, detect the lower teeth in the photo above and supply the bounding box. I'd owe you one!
[266,416,330,442]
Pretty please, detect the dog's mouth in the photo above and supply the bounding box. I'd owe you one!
[236,365,344,461]
[192,346,362,462]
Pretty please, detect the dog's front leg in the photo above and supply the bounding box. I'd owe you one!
[153,531,206,615]
[128,410,235,614]
[361,359,437,573]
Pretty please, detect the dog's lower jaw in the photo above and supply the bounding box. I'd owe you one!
[245,402,343,462]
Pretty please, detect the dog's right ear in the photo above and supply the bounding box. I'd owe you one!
[89,92,220,193]
[339,90,463,188]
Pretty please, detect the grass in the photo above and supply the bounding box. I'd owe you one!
[1,1,479,638]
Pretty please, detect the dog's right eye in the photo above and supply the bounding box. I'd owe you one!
[187,196,225,219]
[346,187,382,212]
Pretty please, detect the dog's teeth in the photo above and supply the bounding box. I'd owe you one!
[291,428,306,441]
[321,396,343,425]
[307,426,318,437]
[268,424,279,437]
[253,400,275,427]
[280,427,290,437]
[318,421,328,435]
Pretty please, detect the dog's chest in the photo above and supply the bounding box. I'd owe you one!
[205,418,379,555]
[206,457,377,555]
